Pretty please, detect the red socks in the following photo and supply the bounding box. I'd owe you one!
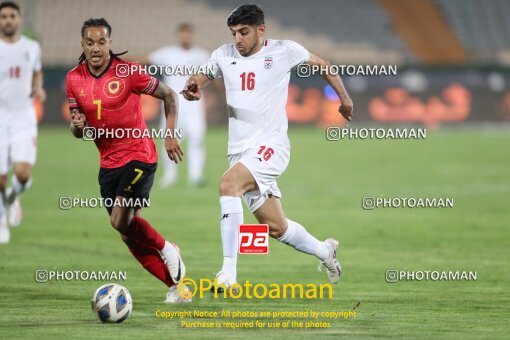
[123,237,174,287]
[122,216,172,287]
[125,216,166,251]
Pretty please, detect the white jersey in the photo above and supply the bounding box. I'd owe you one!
[149,45,209,113]
[206,39,309,154]
[0,36,41,127]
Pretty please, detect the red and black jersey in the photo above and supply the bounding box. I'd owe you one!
[65,58,159,168]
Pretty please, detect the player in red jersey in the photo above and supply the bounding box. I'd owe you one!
[66,18,190,303]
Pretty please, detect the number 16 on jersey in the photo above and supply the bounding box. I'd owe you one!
[240,72,255,91]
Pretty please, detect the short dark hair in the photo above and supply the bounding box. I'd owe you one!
[227,4,264,27]
[0,1,20,13]
[81,17,112,38]
[177,22,193,32]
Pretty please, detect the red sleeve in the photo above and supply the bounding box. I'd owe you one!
[129,62,159,95]
[65,73,79,109]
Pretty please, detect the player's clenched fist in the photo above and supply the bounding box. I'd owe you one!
[165,137,184,164]
[339,97,353,122]
[71,109,87,130]
[180,79,202,101]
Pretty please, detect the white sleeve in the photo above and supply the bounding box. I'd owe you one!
[148,48,167,65]
[205,47,223,79]
[33,42,42,72]
[283,40,310,70]
[199,49,210,65]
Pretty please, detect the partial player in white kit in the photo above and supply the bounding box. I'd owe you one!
[143,23,209,187]
[0,1,45,243]
[181,4,353,290]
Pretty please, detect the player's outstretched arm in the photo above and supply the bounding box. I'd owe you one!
[151,82,184,164]
[180,74,211,101]
[70,109,87,138]
[307,52,353,121]
[31,70,46,102]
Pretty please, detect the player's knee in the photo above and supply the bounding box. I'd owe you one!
[16,173,31,184]
[110,215,121,230]
[110,212,128,232]
[219,175,242,196]
[13,165,32,184]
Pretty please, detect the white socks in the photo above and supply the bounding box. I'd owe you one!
[278,219,330,261]
[220,196,243,276]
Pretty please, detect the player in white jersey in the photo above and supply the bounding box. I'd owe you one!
[0,2,45,243]
[146,23,209,187]
[182,4,353,290]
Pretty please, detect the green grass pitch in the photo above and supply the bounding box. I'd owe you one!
[0,126,509,338]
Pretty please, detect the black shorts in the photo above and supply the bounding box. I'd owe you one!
[98,160,157,215]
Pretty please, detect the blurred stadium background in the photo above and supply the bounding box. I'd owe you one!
[12,0,510,128]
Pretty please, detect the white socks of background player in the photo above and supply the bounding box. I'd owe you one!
[278,219,330,261]
[187,136,205,184]
[0,191,6,219]
[11,176,32,199]
[220,196,243,277]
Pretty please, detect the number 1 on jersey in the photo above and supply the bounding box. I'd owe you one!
[240,72,255,91]
[93,99,102,120]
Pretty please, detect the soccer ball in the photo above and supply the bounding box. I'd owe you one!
[91,283,132,323]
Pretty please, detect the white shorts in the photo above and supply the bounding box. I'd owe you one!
[0,125,38,175]
[228,144,290,212]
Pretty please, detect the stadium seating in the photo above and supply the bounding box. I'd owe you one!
[20,0,411,65]
[15,0,510,65]
[436,0,510,63]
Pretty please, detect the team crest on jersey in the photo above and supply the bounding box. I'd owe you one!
[103,77,126,98]
[264,56,273,69]
[108,81,120,94]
